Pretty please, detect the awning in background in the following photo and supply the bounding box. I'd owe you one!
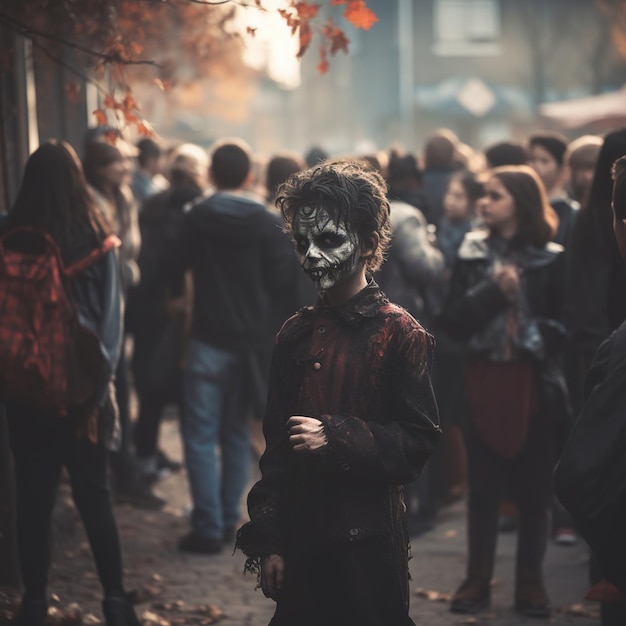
[540,86,626,128]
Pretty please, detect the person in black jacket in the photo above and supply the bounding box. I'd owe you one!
[555,155,626,625]
[2,141,139,626]
[439,165,570,619]
[170,139,296,555]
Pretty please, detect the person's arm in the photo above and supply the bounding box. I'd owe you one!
[537,250,569,356]
[437,258,510,341]
[393,208,444,287]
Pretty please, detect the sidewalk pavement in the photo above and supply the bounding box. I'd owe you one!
[34,419,600,626]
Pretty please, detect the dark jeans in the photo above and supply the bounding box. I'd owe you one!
[7,407,125,602]
[464,417,554,585]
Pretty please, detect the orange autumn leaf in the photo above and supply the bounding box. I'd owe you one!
[295,2,320,20]
[322,19,349,54]
[93,109,108,126]
[344,0,378,30]
[122,90,138,111]
[102,94,117,109]
[278,8,300,34]
[136,121,154,137]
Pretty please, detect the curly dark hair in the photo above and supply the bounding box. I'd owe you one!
[276,159,392,273]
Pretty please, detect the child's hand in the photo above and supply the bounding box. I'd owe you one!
[287,415,328,454]
[261,554,285,600]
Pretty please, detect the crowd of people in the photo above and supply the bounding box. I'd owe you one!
[2,124,626,625]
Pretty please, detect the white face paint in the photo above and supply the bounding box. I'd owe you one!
[292,206,361,291]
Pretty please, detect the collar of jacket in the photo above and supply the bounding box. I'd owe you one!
[282,280,388,344]
[457,230,563,270]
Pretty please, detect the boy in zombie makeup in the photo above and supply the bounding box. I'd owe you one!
[236,159,441,626]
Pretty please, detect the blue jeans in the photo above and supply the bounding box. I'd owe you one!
[183,340,252,540]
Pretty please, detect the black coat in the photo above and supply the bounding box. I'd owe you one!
[437,231,571,433]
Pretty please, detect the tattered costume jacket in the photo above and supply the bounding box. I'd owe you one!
[237,281,441,571]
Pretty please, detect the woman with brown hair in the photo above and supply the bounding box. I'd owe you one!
[438,166,570,618]
[82,140,164,509]
[3,141,139,625]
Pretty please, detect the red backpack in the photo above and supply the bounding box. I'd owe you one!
[0,228,120,416]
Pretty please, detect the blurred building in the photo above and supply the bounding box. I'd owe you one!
[279,0,626,154]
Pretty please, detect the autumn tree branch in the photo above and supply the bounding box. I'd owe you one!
[0,10,162,68]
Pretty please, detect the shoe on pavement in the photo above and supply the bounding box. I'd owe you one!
[156,449,182,473]
[102,594,141,626]
[450,578,491,614]
[553,527,577,546]
[515,581,552,619]
[177,531,223,555]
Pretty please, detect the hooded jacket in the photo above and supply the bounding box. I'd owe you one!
[169,191,295,351]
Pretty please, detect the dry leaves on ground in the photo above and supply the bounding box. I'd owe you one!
[414,587,453,602]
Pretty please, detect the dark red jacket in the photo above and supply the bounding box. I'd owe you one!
[237,282,441,560]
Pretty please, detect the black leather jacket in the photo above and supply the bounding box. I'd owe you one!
[438,231,571,432]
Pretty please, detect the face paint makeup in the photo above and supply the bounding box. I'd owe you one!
[292,206,361,291]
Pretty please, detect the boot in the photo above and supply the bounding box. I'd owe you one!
[450,577,491,614]
[515,578,551,619]
[102,594,141,626]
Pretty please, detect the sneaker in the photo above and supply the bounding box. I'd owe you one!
[178,531,223,555]
[554,527,577,546]
[156,450,182,473]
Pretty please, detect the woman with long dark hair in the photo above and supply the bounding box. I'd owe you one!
[439,166,569,618]
[3,140,140,626]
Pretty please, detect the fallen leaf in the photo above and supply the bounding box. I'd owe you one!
[414,587,452,601]
[142,610,171,626]
[563,602,601,617]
